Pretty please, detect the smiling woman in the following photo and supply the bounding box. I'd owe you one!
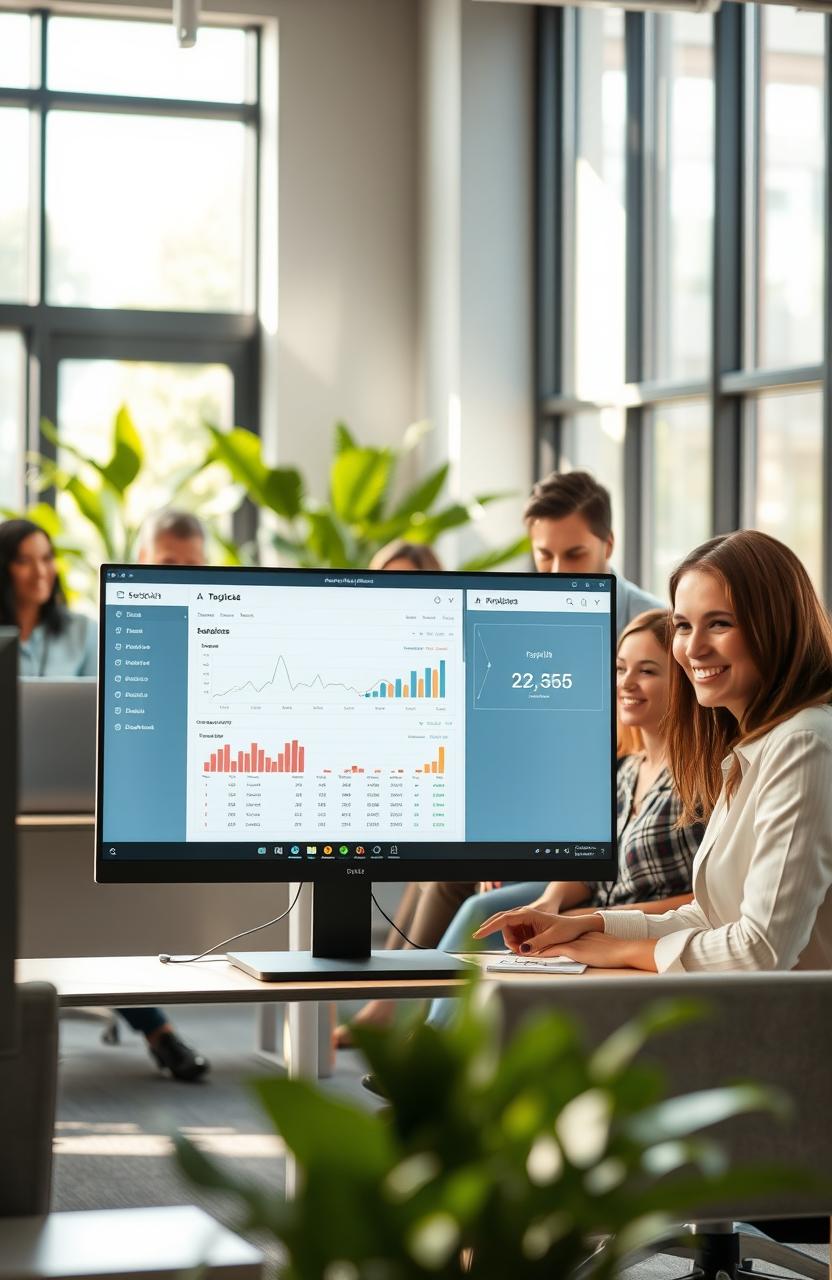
[476,529,832,976]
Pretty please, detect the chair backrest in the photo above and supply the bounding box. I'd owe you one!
[0,982,58,1216]
[492,971,832,1220]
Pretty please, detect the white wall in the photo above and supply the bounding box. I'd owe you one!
[419,0,535,562]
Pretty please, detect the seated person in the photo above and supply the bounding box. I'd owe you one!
[0,517,208,1082]
[421,609,702,1027]
[138,508,207,567]
[476,531,832,973]
[338,475,663,1042]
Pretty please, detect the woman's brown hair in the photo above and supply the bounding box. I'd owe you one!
[616,608,672,758]
[369,540,442,572]
[665,530,832,825]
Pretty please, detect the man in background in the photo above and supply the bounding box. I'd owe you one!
[524,470,662,627]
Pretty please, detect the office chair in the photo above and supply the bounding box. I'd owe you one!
[493,971,832,1280]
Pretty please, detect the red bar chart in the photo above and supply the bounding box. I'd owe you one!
[204,739,306,774]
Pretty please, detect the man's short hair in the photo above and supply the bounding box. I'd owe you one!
[523,471,613,542]
[141,509,206,550]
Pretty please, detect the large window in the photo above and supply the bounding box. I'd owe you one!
[0,10,259,523]
[537,4,829,600]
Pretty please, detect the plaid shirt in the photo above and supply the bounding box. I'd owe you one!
[587,754,703,910]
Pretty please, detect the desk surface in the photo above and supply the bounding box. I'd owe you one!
[15,954,471,1006]
[15,954,643,1007]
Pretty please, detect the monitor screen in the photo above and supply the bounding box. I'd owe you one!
[95,565,617,883]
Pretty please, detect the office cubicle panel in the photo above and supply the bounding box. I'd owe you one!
[0,629,17,1054]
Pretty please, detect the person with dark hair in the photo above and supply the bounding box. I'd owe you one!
[138,509,207,567]
[0,517,209,1082]
[524,470,661,628]
[0,519,97,677]
[476,530,832,973]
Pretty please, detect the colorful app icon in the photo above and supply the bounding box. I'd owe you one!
[339,845,349,855]
[355,845,365,855]
[323,845,333,855]
[257,846,267,855]
[306,844,317,855]
[290,845,300,854]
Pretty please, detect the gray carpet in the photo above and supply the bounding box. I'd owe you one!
[53,1004,827,1278]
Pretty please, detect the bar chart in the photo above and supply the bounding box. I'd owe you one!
[364,660,446,699]
[203,739,306,774]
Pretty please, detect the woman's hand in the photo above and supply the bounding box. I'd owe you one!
[473,907,603,954]
[552,935,658,971]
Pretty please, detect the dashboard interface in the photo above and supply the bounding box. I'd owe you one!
[96,567,616,872]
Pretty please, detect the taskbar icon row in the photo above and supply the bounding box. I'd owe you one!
[256,843,401,859]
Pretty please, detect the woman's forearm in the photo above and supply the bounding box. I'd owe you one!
[613,894,694,915]
[534,881,590,912]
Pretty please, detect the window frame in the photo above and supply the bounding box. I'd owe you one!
[536,5,832,603]
[0,9,261,539]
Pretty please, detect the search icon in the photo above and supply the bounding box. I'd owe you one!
[566,597,574,607]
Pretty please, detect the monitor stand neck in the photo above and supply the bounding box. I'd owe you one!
[312,877,371,960]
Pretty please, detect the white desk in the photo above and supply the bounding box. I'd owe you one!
[0,1206,263,1279]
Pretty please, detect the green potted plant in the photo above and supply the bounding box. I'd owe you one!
[175,981,798,1279]
[200,420,530,570]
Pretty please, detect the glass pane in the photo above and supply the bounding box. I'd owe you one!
[56,360,236,597]
[753,390,822,590]
[0,333,25,510]
[560,409,626,569]
[651,14,714,382]
[47,112,252,311]
[573,10,626,399]
[48,17,249,104]
[757,9,824,368]
[650,402,711,596]
[0,13,33,89]
[0,108,31,303]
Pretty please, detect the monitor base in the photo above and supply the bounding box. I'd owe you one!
[226,949,473,983]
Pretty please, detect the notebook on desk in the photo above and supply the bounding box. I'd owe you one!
[19,678,97,814]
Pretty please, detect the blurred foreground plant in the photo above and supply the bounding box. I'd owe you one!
[175,979,805,1279]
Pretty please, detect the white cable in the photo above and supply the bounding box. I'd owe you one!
[158,884,303,965]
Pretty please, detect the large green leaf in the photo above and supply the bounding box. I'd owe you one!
[64,477,116,559]
[304,510,351,567]
[623,1084,790,1146]
[262,467,304,519]
[333,421,357,453]
[390,464,450,522]
[100,404,143,494]
[253,1077,394,1175]
[205,427,270,503]
[330,447,394,522]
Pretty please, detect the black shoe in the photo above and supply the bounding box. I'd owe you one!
[150,1031,210,1082]
[361,1072,387,1099]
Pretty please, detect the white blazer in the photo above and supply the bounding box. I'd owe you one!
[600,705,832,973]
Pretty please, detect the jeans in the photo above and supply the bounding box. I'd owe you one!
[427,881,548,1026]
[117,1007,167,1036]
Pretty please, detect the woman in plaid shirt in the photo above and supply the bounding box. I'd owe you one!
[590,608,703,913]
[430,610,702,970]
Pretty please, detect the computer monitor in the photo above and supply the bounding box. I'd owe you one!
[0,628,18,1050]
[19,678,97,814]
[95,565,617,979]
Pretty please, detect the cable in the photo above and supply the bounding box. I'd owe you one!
[370,889,429,949]
[158,884,304,965]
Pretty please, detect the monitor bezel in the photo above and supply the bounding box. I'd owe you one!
[95,563,618,884]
